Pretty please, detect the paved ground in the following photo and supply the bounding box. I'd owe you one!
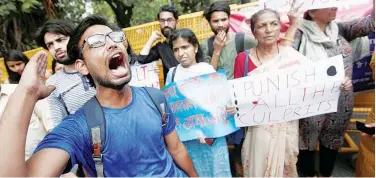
[332,152,357,177]
[332,132,359,177]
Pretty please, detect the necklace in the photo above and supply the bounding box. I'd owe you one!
[255,45,279,65]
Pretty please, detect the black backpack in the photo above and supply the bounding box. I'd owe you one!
[207,33,245,57]
[81,87,167,177]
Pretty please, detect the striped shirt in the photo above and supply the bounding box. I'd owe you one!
[46,69,96,128]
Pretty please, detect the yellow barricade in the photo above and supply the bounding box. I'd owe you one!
[0,2,257,82]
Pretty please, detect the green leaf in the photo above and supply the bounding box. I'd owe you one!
[21,1,33,12]
[6,3,17,11]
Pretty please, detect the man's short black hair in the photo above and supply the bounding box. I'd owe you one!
[203,1,231,22]
[67,15,114,62]
[35,19,75,49]
[67,15,118,87]
[157,5,179,20]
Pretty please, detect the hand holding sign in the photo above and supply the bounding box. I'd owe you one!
[226,104,237,115]
[340,77,352,91]
[162,71,239,141]
[230,48,345,127]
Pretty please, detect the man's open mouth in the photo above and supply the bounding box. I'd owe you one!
[108,52,127,77]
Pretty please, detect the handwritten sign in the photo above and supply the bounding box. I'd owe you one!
[259,0,369,12]
[129,62,160,89]
[162,71,239,141]
[229,55,345,127]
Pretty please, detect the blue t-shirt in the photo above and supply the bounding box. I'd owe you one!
[34,87,186,177]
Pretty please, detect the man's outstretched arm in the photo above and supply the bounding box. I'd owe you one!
[0,51,69,176]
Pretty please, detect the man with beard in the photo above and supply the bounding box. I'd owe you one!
[137,5,180,81]
[201,1,257,79]
[35,20,96,127]
[0,15,197,177]
[200,1,257,176]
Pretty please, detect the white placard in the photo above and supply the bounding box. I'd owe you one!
[259,0,369,12]
[129,62,160,89]
[229,54,345,127]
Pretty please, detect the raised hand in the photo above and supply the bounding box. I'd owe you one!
[18,51,56,100]
[288,0,304,27]
[150,31,163,42]
[213,31,227,54]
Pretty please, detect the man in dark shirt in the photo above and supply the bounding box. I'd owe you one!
[138,5,180,80]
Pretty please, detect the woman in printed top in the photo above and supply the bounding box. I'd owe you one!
[293,2,374,177]
[232,2,309,176]
[164,28,236,177]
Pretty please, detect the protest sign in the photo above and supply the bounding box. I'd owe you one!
[352,33,375,92]
[162,71,239,142]
[129,62,160,89]
[230,54,345,127]
[339,0,370,7]
[259,0,369,12]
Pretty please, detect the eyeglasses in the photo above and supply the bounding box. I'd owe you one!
[159,18,176,25]
[83,31,125,48]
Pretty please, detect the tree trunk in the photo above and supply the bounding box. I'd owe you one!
[104,0,134,28]
[43,0,57,19]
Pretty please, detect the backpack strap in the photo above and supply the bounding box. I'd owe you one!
[82,89,167,176]
[144,87,167,127]
[82,97,105,177]
[244,49,251,77]
[171,67,177,83]
[207,36,215,57]
[235,33,245,54]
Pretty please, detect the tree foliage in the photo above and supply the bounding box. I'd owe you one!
[0,0,51,57]
[56,0,86,24]
[96,0,135,28]
[128,0,241,26]
[92,0,116,23]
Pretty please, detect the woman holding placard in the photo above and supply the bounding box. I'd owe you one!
[293,1,375,177]
[165,28,236,177]
[233,2,304,177]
